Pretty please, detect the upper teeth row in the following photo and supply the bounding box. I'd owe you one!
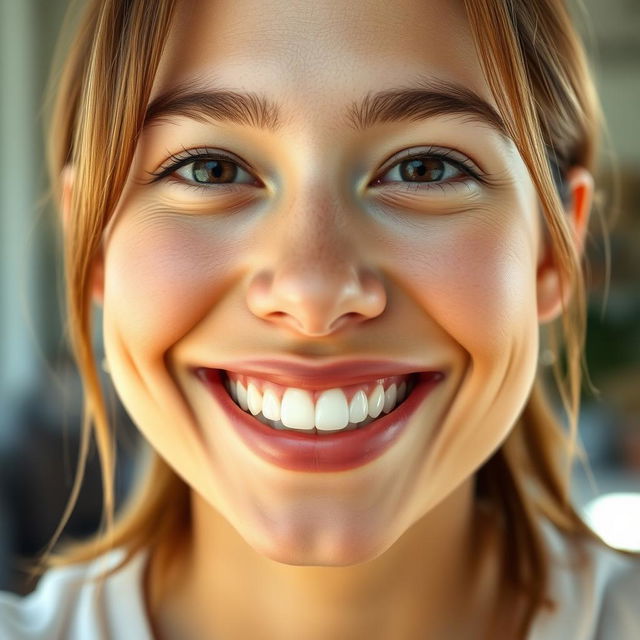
[224,377,411,432]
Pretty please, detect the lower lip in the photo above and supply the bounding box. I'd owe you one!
[195,368,444,472]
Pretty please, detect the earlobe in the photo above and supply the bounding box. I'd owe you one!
[60,164,105,307]
[536,166,594,324]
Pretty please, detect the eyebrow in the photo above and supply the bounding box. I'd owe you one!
[144,77,508,138]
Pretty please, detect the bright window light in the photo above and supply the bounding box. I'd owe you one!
[582,492,640,552]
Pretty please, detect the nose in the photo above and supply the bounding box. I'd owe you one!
[245,191,387,338]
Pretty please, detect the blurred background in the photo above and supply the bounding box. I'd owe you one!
[0,0,639,594]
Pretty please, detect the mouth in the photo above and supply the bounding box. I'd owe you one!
[195,368,444,472]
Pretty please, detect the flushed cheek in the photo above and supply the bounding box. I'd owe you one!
[104,214,240,356]
[398,215,538,365]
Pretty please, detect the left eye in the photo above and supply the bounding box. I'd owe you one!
[375,155,470,187]
[173,157,256,185]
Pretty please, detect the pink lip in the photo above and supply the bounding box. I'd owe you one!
[195,368,444,472]
[199,357,434,390]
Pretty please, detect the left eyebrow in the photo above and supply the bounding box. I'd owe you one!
[144,76,508,138]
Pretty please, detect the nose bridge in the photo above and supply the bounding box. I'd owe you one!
[280,185,351,268]
[245,180,387,337]
[275,122,363,251]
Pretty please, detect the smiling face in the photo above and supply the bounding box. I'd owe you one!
[96,0,547,566]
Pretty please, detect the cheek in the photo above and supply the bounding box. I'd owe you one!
[103,215,237,354]
[396,213,538,362]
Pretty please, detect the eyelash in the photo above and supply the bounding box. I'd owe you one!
[374,147,485,190]
[148,145,485,192]
[148,147,258,190]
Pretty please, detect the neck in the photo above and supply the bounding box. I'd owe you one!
[146,477,503,640]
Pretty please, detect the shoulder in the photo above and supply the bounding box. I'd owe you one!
[0,548,152,640]
[592,545,640,639]
[530,521,640,640]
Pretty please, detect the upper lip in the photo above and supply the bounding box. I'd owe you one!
[198,358,438,390]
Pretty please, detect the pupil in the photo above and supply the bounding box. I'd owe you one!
[400,158,444,182]
[192,159,237,183]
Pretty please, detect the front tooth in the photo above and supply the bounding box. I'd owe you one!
[261,388,281,421]
[382,383,397,413]
[315,389,349,432]
[235,380,249,411]
[280,388,315,431]
[367,384,384,418]
[349,390,368,423]
[247,382,263,415]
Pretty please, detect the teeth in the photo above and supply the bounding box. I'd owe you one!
[247,382,262,416]
[382,383,397,413]
[261,388,281,421]
[349,390,368,423]
[235,379,249,411]
[223,374,417,434]
[367,384,385,419]
[280,388,316,432]
[315,389,350,432]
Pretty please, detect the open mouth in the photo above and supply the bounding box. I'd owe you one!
[220,369,421,434]
[195,368,444,472]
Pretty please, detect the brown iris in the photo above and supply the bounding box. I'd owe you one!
[399,157,445,182]
[192,159,237,183]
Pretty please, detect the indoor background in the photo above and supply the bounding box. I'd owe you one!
[1,0,639,594]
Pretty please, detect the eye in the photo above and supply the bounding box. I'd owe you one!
[372,148,482,191]
[149,148,260,189]
[174,157,255,186]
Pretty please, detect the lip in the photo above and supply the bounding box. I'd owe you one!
[199,357,432,390]
[195,367,444,472]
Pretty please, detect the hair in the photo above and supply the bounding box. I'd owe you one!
[28,0,635,637]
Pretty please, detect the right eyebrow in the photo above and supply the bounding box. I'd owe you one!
[144,82,282,132]
[143,76,508,139]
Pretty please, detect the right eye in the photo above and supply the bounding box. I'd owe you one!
[150,149,261,190]
[173,157,256,186]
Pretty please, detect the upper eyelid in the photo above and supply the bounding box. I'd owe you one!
[377,146,483,177]
[148,147,257,182]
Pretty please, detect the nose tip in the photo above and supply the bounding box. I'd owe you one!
[267,311,360,337]
[246,266,386,337]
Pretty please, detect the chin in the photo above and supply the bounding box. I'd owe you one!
[246,526,396,568]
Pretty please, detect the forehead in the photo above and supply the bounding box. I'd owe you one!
[151,0,494,117]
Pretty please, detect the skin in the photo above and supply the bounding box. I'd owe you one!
[64,0,593,637]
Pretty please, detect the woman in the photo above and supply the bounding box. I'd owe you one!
[1,0,639,638]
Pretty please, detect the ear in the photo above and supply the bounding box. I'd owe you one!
[60,165,105,306]
[536,166,593,324]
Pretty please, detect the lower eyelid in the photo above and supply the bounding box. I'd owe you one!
[371,174,474,189]
[378,182,475,196]
[158,176,253,195]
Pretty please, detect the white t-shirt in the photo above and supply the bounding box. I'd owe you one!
[1,525,639,639]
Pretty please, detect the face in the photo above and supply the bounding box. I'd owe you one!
[98,0,545,565]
